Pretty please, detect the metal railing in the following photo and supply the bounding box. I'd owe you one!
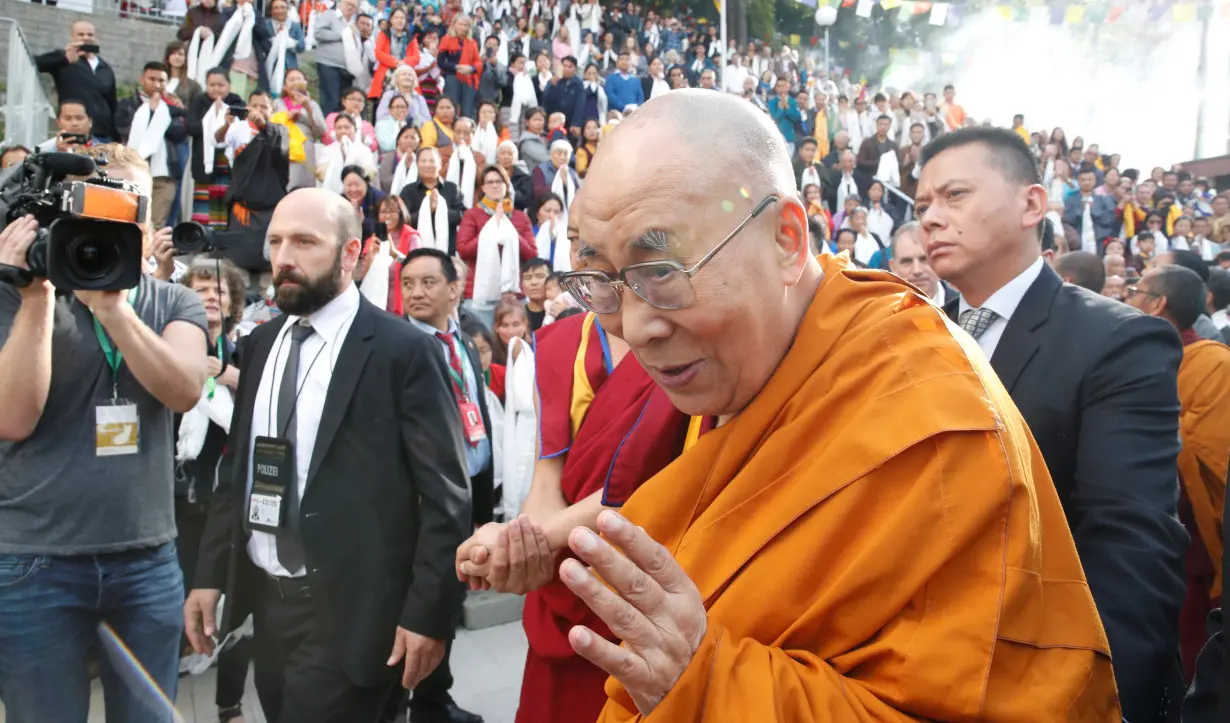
[880,176,916,219]
[1,17,56,150]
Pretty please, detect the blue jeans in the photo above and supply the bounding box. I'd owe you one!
[0,542,185,723]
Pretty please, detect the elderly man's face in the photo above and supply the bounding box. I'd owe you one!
[889,231,938,298]
[571,125,805,417]
[1126,268,1166,315]
[1102,275,1124,301]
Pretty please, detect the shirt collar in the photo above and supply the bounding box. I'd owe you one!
[289,282,360,342]
[407,315,458,338]
[958,256,1044,322]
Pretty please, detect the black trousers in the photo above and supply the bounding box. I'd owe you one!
[253,576,395,723]
[175,497,252,709]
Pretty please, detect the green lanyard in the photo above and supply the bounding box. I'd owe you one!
[204,337,225,400]
[92,286,139,398]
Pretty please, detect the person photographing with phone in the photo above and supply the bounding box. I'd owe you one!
[37,21,118,143]
[217,90,290,279]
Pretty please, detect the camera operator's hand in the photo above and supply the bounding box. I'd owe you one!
[0,216,51,297]
[64,41,82,64]
[185,588,222,655]
[74,289,128,321]
[150,227,176,281]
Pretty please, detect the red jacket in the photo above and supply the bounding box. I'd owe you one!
[456,206,537,298]
[369,31,421,99]
[437,35,483,91]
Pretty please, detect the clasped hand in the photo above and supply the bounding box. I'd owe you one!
[455,515,555,594]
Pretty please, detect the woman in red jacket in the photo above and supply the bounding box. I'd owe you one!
[437,15,483,120]
[368,7,421,103]
[457,164,537,303]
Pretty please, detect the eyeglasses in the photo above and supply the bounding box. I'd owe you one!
[558,195,779,314]
[1125,285,1159,300]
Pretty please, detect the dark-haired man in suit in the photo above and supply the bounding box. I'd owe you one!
[185,188,472,723]
[918,126,1188,723]
[396,246,491,723]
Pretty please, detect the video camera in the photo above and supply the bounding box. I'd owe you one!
[0,151,147,291]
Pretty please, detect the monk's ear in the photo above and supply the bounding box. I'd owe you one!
[774,197,809,286]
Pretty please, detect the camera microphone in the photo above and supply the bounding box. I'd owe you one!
[39,152,98,179]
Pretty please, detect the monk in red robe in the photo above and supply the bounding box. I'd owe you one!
[456,281,706,722]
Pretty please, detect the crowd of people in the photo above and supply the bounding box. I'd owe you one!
[2,0,1230,722]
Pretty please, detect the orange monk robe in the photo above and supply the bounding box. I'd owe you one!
[599,254,1121,722]
[1177,339,1230,600]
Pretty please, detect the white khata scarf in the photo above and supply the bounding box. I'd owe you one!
[390,152,418,196]
[201,102,229,174]
[800,165,822,195]
[210,3,257,70]
[445,143,477,208]
[359,240,394,308]
[187,26,216,86]
[472,122,499,163]
[339,14,365,79]
[536,219,569,272]
[509,72,537,128]
[321,136,376,193]
[416,185,451,252]
[266,22,296,97]
[550,163,576,256]
[176,384,234,462]
[126,98,171,166]
[472,209,522,305]
[500,335,535,518]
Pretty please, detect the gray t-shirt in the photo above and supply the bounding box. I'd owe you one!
[0,276,207,555]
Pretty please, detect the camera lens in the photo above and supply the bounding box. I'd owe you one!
[171,221,215,255]
[67,234,120,281]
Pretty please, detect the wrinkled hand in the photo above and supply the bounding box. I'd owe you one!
[184,588,222,655]
[150,226,176,280]
[485,516,555,594]
[456,521,505,590]
[387,627,445,689]
[545,293,571,317]
[200,26,214,39]
[64,41,81,64]
[561,510,707,717]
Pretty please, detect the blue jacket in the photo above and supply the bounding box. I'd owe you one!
[769,96,801,144]
[604,71,643,113]
[544,75,586,130]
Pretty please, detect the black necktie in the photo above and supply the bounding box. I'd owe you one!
[276,320,314,572]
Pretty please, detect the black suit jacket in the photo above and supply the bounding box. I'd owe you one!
[195,297,472,687]
[399,181,466,256]
[946,263,1187,723]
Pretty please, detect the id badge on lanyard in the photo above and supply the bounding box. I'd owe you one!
[447,337,487,446]
[94,287,140,457]
[249,436,295,531]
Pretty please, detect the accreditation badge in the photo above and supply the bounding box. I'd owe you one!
[95,400,139,456]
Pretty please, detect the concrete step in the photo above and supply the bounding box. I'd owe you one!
[463,590,525,630]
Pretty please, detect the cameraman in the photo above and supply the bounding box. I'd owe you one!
[0,147,209,722]
[216,90,289,277]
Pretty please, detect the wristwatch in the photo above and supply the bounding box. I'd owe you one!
[0,263,34,288]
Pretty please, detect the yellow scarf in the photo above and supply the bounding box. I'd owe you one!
[479,195,513,215]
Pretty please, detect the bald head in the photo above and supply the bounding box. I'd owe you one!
[1054,251,1105,293]
[594,90,795,200]
[571,90,819,421]
[275,188,362,246]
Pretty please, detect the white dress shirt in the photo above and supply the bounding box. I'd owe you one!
[246,283,361,578]
[957,257,1044,360]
